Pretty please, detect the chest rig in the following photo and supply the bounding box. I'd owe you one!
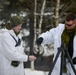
[10,34,21,67]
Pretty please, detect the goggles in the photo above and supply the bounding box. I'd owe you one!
[65,22,75,26]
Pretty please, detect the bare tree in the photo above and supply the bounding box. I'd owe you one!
[38,0,46,35]
[54,0,60,26]
[31,0,46,70]
[30,0,37,70]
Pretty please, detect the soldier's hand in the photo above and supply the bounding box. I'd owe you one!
[28,55,36,61]
[36,37,43,46]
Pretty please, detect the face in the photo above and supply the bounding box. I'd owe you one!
[13,24,22,33]
[65,20,76,30]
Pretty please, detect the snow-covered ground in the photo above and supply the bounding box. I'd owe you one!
[25,68,67,75]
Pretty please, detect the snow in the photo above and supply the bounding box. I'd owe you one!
[24,68,67,75]
[25,68,49,75]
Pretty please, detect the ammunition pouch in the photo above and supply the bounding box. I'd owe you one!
[11,61,20,67]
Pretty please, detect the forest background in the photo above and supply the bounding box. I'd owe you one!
[0,0,76,71]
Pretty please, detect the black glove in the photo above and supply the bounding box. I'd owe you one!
[72,57,76,64]
[36,37,43,46]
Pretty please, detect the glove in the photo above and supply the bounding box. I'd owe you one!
[72,57,76,64]
[36,37,43,46]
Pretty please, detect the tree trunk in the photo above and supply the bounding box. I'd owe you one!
[54,0,60,27]
[38,0,46,35]
[31,0,37,70]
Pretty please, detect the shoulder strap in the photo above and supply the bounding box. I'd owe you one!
[10,34,21,47]
[68,31,75,58]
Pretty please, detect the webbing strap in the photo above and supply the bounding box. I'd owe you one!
[10,34,21,47]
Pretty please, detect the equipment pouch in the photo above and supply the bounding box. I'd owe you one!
[11,61,20,67]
